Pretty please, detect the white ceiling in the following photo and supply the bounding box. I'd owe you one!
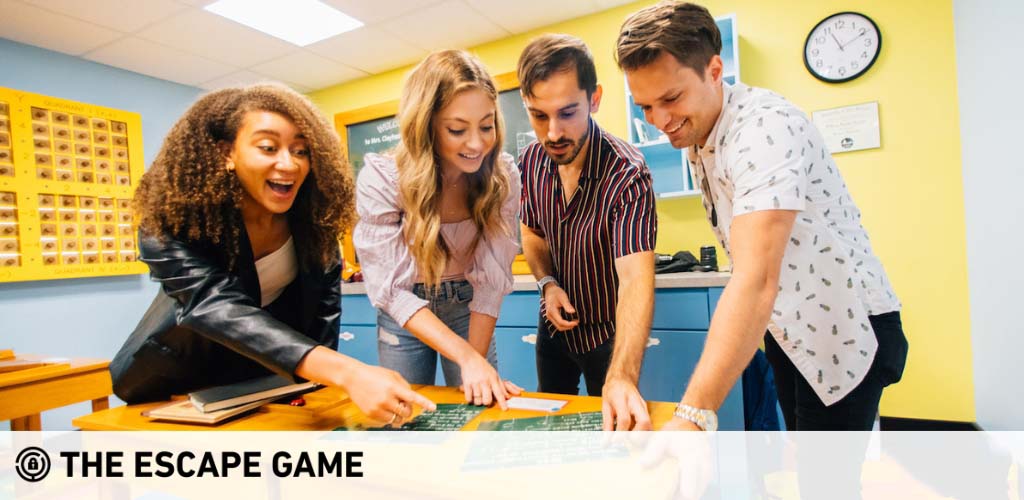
[0,0,636,92]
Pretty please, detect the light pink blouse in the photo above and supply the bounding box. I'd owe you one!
[353,152,521,327]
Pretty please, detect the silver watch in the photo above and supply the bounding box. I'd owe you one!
[673,403,718,432]
[537,275,559,294]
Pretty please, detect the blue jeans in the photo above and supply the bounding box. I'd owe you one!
[376,280,498,386]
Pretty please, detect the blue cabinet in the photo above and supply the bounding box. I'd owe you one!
[339,294,378,366]
[653,288,710,330]
[337,324,378,367]
[496,291,543,327]
[493,326,539,391]
[639,328,743,430]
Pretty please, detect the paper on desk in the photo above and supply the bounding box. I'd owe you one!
[506,397,568,413]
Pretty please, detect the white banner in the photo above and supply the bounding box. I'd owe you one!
[3,431,1022,499]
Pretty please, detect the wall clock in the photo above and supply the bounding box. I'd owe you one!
[804,12,881,83]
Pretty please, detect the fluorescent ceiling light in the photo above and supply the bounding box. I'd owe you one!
[205,0,363,47]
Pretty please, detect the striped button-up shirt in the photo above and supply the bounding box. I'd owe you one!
[520,118,657,353]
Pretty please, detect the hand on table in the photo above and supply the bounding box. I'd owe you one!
[602,377,652,431]
[459,353,523,409]
[344,363,436,426]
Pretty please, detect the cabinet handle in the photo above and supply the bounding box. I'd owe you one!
[521,334,537,345]
[339,331,355,342]
[646,337,661,349]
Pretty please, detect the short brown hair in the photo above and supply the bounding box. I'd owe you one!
[616,1,721,76]
[517,34,597,98]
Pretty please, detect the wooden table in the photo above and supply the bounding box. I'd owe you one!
[73,385,679,431]
[0,352,112,430]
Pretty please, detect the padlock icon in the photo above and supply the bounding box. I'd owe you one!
[26,456,39,471]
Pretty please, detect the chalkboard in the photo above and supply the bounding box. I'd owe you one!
[334,404,485,431]
[475,412,605,431]
[345,114,400,179]
[498,88,536,162]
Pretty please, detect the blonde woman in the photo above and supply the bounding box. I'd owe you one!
[354,50,523,408]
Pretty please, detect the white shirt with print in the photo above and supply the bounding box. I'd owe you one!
[688,82,901,406]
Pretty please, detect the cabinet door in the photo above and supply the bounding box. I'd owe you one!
[639,329,744,430]
[337,325,378,366]
[653,288,710,330]
[708,287,724,317]
[493,327,540,391]
[496,291,540,328]
[341,294,376,326]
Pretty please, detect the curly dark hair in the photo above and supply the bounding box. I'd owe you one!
[134,83,355,271]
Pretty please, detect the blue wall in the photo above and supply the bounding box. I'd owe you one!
[0,38,203,429]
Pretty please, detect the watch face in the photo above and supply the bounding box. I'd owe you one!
[702,410,718,432]
[804,12,881,83]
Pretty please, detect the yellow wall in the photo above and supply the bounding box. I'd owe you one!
[310,0,973,422]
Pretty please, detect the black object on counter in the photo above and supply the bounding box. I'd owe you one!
[698,246,718,272]
[655,251,699,274]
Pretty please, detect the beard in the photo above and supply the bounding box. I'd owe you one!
[543,124,590,166]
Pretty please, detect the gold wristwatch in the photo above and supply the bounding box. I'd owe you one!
[673,403,718,432]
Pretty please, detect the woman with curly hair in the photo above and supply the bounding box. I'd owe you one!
[111,83,434,425]
[354,50,522,409]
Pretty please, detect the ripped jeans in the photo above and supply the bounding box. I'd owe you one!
[376,280,498,386]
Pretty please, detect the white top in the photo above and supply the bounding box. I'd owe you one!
[688,82,901,406]
[255,236,297,307]
[353,152,521,327]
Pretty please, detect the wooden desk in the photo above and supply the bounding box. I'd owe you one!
[73,385,679,431]
[0,353,112,430]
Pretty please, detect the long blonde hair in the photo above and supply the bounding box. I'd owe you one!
[394,50,511,287]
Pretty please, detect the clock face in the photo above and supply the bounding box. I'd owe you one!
[804,12,881,83]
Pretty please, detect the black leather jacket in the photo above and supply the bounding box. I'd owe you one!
[110,229,340,403]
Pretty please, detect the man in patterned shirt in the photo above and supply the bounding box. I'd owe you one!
[616,2,908,431]
[517,34,659,430]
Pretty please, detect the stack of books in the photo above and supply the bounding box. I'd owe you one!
[143,375,318,424]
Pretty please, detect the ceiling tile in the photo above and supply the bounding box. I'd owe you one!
[197,70,311,93]
[136,8,297,67]
[83,36,236,86]
[306,26,428,74]
[196,70,267,90]
[19,0,188,33]
[0,0,124,56]
[320,0,440,25]
[466,0,595,34]
[251,51,367,91]
[593,0,636,9]
[382,0,510,52]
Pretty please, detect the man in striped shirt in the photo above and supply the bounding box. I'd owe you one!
[517,34,659,431]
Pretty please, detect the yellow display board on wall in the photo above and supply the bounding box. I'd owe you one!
[0,86,146,283]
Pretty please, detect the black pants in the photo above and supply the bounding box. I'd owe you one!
[535,318,614,396]
[764,310,909,431]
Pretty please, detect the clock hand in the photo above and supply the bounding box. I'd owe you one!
[830,32,845,52]
[841,32,866,50]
